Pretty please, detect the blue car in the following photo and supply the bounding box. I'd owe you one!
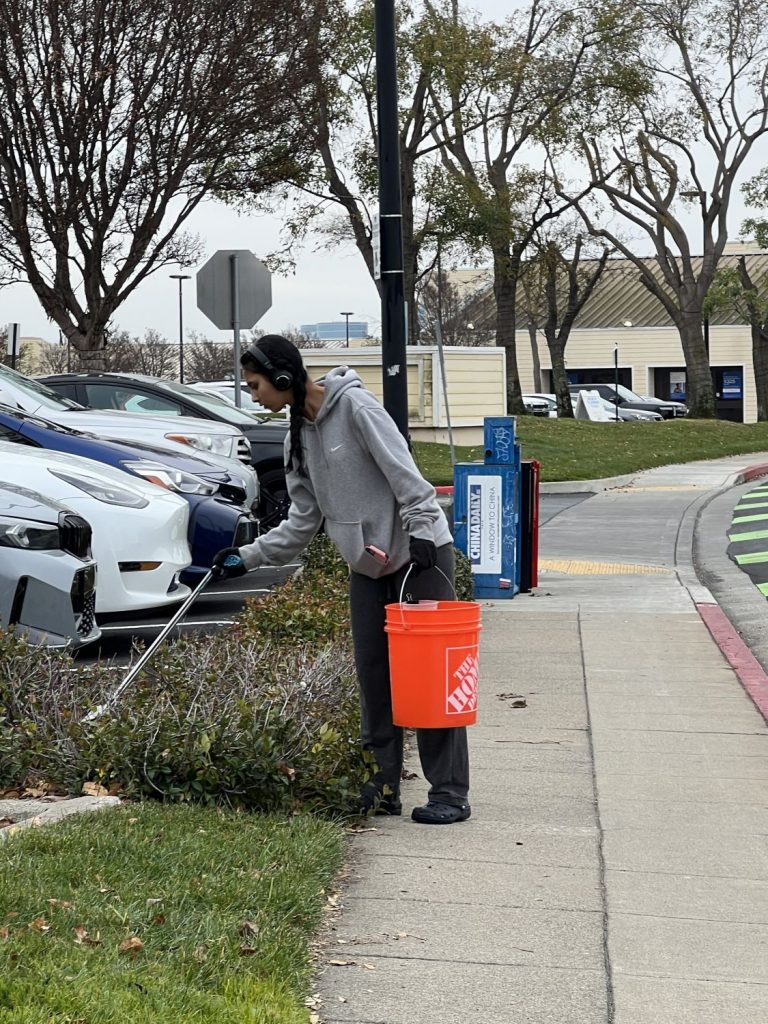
[0,404,258,581]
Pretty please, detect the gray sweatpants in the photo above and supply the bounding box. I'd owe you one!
[349,543,470,807]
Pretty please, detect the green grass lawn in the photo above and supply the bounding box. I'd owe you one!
[0,803,344,1023]
[414,418,768,485]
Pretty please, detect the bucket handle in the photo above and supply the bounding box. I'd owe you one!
[398,562,457,629]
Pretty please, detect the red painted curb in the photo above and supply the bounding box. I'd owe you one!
[696,602,768,724]
[435,486,454,495]
[740,463,768,483]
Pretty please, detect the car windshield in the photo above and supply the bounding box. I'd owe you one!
[0,402,83,433]
[0,362,84,411]
[612,384,644,402]
[155,379,262,424]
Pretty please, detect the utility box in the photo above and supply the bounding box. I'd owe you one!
[453,417,520,599]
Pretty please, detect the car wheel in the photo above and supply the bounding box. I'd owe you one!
[258,468,290,531]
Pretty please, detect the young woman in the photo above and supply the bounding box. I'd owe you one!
[212,335,470,824]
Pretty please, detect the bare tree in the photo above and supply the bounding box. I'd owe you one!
[102,329,178,377]
[284,0,474,344]
[0,0,326,369]
[417,271,493,346]
[563,0,768,417]
[184,334,236,383]
[37,340,72,374]
[425,0,642,413]
[539,236,611,417]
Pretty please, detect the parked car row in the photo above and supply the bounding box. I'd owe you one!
[0,363,292,650]
[523,385,687,420]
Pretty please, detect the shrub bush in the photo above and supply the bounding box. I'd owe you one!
[0,627,371,814]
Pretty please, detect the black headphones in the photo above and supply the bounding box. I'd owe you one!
[243,344,294,391]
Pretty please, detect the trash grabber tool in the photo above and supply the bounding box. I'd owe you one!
[83,568,216,723]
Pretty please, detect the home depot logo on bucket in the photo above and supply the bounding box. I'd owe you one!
[446,646,479,716]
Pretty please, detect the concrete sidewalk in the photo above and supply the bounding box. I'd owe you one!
[316,453,768,1024]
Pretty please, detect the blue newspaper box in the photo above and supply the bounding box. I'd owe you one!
[453,418,520,599]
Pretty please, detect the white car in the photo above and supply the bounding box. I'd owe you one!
[527,392,663,422]
[0,443,192,614]
[188,381,289,420]
[0,481,100,648]
[0,361,254,473]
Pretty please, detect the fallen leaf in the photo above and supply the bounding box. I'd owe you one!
[47,900,74,910]
[128,818,139,825]
[29,917,50,932]
[145,898,163,906]
[362,962,376,970]
[193,944,208,963]
[118,937,143,956]
[0,927,9,942]
[239,945,258,956]
[82,782,109,797]
[152,914,166,926]
[328,958,356,966]
[239,920,259,937]
[0,817,14,829]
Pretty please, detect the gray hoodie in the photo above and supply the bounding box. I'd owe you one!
[238,366,452,577]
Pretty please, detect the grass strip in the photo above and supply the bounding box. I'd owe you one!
[0,803,344,1023]
[414,419,768,485]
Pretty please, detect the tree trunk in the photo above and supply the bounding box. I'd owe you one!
[677,314,715,418]
[753,325,768,422]
[528,322,542,392]
[547,339,572,418]
[493,248,523,415]
[73,332,106,371]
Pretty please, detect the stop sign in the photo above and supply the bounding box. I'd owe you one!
[196,249,272,330]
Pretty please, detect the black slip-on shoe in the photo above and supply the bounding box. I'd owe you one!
[411,801,471,824]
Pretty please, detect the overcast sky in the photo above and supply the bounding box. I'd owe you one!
[1,0,758,346]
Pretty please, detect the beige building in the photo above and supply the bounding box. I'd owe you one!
[459,242,767,423]
[301,345,506,444]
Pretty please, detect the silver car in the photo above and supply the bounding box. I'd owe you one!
[0,482,100,649]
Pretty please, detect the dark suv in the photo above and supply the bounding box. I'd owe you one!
[39,372,290,527]
[568,383,687,419]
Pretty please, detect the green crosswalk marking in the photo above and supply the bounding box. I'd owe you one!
[758,583,768,597]
[732,513,768,524]
[729,528,768,541]
[734,550,768,565]
[746,491,768,497]
[737,501,768,510]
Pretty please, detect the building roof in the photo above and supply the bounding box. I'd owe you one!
[451,244,768,331]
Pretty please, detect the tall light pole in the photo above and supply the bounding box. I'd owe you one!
[340,311,354,348]
[170,274,191,382]
[375,0,407,438]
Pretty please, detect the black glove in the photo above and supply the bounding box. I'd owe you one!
[211,547,248,579]
[409,537,437,575]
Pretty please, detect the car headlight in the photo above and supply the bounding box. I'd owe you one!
[164,432,235,458]
[0,514,60,549]
[49,469,149,508]
[122,461,218,496]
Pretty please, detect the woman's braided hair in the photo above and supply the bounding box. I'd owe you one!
[240,335,308,476]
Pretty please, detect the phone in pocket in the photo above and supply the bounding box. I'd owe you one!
[365,544,390,566]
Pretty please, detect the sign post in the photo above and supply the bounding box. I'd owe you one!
[6,323,20,369]
[196,250,272,406]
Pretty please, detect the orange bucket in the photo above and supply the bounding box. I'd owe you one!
[384,599,482,728]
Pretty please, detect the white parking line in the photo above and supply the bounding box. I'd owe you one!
[99,620,234,632]
[203,588,271,597]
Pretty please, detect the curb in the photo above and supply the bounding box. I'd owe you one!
[0,795,121,842]
[696,602,768,724]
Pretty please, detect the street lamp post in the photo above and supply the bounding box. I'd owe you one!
[340,311,354,348]
[169,274,191,382]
